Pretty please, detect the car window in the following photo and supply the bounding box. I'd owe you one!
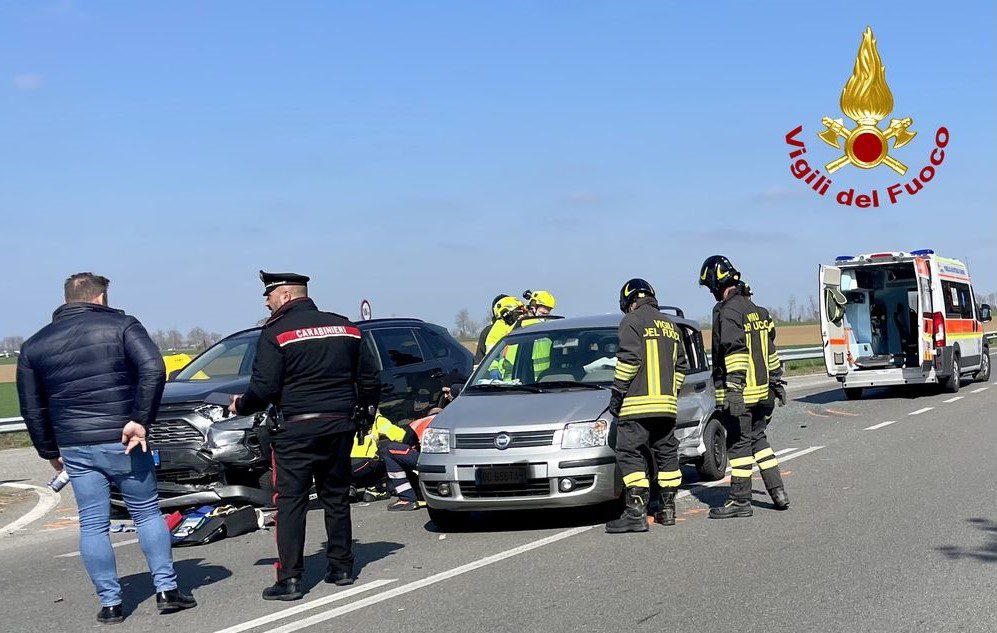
[175,332,258,381]
[941,281,974,319]
[372,328,426,368]
[679,325,707,372]
[416,328,450,359]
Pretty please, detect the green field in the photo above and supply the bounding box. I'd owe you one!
[0,357,17,365]
[0,382,18,418]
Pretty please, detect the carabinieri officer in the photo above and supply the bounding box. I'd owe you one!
[230,271,381,601]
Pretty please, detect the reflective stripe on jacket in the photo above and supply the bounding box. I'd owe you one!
[711,292,782,406]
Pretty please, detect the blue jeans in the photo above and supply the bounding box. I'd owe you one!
[60,442,178,607]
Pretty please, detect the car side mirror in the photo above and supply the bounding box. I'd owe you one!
[980,304,992,323]
[167,369,181,381]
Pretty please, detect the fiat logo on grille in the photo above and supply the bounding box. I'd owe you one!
[494,433,512,450]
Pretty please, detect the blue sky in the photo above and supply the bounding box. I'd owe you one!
[1,1,993,338]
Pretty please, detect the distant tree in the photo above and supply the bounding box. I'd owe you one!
[165,329,184,351]
[1,336,24,352]
[453,309,479,340]
[206,332,223,346]
[805,295,820,322]
[786,295,798,323]
[770,307,786,323]
[187,327,210,351]
[152,329,168,350]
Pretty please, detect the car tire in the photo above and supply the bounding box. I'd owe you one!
[427,507,472,532]
[943,352,961,393]
[974,347,990,382]
[843,387,864,400]
[695,417,727,481]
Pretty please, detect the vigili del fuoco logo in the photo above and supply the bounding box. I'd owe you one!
[785,27,948,208]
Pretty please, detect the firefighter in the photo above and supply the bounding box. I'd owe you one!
[474,294,510,366]
[513,290,560,378]
[229,271,380,601]
[699,255,790,519]
[485,296,527,378]
[523,289,557,317]
[606,279,689,533]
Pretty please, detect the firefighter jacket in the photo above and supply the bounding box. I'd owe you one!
[711,290,783,406]
[236,298,381,437]
[612,302,689,420]
[351,412,408,458]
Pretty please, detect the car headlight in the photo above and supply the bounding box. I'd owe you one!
[194,404,229,423]
[561,420,609,449]
[421,428,451,454]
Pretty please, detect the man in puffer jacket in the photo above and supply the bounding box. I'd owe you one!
[16,273,197,625]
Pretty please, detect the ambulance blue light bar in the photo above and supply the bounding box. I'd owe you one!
[835,255,855,262]
[910,249,935,256]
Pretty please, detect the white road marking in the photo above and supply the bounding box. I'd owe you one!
[260,526,594,633]
[212,579,396,633]
[970,387,988,393]
[909,407,933,416]
[864,420,898,431]
[678,447,819,493]
[942,397,964,403]
[58,537,140,558]
[0,483,61,538]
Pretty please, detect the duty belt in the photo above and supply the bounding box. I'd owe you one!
[284,413,347,423]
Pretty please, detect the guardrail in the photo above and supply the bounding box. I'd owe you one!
[1,333,993,434]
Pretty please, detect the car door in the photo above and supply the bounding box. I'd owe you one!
[413,326,459,400]
[819,265,850,376]
[676,326,712,428]
[368,327,438,421]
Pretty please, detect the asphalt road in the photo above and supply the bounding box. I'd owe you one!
[1,371,994,633]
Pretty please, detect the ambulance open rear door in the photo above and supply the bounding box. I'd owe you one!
[819,265,849,377]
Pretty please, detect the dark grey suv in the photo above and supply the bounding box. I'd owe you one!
[120,318,471,509]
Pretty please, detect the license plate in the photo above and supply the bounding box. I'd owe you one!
[475,465,528,486]
[152,449,160,467]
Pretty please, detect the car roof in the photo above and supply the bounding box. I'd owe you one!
[220,317,430,340]
[515,311,700,334]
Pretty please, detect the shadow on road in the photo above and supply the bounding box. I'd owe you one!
[936,518,997,564]
[255,540,404,593]
[796,385,931,405]
[118,557,232,613]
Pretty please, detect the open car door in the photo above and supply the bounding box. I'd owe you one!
[913,257,934,368]
[819,265,849,376]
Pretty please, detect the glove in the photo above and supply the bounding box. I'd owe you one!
[608,389,625,418]
[771,380,788,407]
[354,405,374,443]
[725,389,746,418]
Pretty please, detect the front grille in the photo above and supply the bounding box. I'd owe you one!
[455,430,555,449]
[148,418,203,447]
[460,479,551,498]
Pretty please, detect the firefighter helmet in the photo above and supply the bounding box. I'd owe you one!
[523,289,556,310]
[619,278,655,313]
[495,296,526,323]
[699,255,741,296]
[490,294,511,321]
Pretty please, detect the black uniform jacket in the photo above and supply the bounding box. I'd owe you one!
[236,298,380,437]
[711,291,782,406]
[612,302,690,420]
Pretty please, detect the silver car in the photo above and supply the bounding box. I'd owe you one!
[418,312,725,529]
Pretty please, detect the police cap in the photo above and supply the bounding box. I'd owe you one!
[260,270,310,296]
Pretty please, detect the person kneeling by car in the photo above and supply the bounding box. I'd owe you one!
[606,278,689,534]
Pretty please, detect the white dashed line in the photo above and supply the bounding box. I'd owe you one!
[970,387,988,393]
[864,420,898,431]
[942,397,964,403]
[909,407,933,416]
[58,538,139,559]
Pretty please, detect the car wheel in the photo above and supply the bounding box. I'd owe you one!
[974,348,991,382]
[695,417,727,481]
[427,507,472,532]
[843,387,864,400]
[944,352,961,393]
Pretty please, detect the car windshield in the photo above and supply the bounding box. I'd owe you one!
[174,330,260,381]
[468,327,619,391]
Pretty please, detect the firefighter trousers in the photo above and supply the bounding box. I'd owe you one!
[614,417,681,490]
[270,431,353,582]
[722,402,784,501]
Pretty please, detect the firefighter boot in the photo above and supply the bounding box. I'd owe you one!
[653,490,676,526]
[606,487,650,533]
[759,463,789,510]
[709,478,753,519]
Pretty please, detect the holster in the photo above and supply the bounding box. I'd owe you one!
[265,407,286,435]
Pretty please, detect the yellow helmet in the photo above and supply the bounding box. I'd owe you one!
[524,289,556,310]
[496,296,526,321]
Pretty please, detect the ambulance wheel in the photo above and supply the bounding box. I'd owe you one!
[428,507,472,532]
[974,348,990,382]
[943,352,961,393]
[695,418,727,481]
[843,387,864,400]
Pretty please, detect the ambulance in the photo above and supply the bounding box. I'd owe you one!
[819,250,992,398]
